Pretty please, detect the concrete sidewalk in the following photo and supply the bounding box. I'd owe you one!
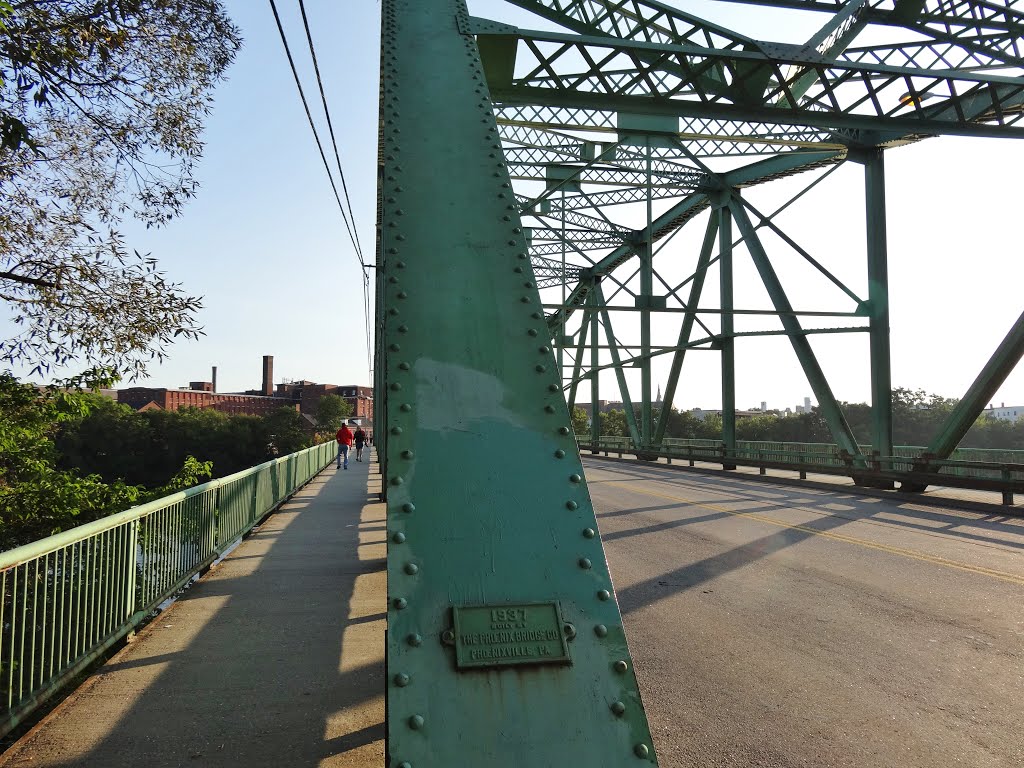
[1,454,386,768]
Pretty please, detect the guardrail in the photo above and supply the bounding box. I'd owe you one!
[578,436,1024,505]
[0,440,336,738]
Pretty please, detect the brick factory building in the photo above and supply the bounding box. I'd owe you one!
[116,355,373,423]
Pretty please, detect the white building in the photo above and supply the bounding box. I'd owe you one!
[985,403,1024,421]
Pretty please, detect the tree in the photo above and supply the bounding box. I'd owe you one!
[262,407,309,456]
[0,373,142,548]
[314,394,353,433]
[0,1,241,378]
[570,407,589,435]
[601,409,628,437]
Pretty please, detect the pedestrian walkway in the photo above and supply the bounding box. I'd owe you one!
[1,454,385,768]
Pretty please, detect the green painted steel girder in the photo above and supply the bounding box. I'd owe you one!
[923,308,1024,463]
[728,196,863,459]
[480,27,1024,139]
[379,1,656,765]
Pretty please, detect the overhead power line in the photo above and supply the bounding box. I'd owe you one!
[267,0,364,268]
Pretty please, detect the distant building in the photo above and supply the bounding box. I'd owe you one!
[985,403,1024,421]
[115,354,373,424]
[118,387,291,416]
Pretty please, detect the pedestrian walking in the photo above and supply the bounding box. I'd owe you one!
[353,425,367,462]
[336,423,353,469]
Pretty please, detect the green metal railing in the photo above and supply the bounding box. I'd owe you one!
[0,440,336,738]
[578,436,1024,503]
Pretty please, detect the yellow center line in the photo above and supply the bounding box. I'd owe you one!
[606,481,1024,587]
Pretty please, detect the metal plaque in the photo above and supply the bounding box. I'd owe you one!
[452,602,571,670]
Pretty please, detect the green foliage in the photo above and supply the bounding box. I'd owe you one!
[0,373,142,548]
[314,394,353,433]
[0,1,242,378]
[599,409,628,437]
[570,407,590,434]
[262,407,309,457]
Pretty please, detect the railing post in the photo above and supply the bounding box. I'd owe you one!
[1002,467,1014,506]
[759,451,766,475]
[799,456,807,480]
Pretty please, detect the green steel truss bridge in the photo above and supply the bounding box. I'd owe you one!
[373,0,1024,764]
[2,1,1024,766]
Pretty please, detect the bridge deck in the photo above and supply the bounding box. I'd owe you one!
[1,458,385,768]
[3,454,1023,766]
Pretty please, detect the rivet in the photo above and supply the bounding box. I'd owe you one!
[508,240,517,246]
[408,715,424,730]
[611,701,626,716]
[634,744,650,759]
[391,383,402,391]
[390,343,401,352]
[583,527,596,538]
[391,476,404,486]
[579,557,592,570]
[398,324,409,333]
[396,209,405,216]
[566,500,578,510]
[514,266,524,273]
[401,449,414,459]
[613,660,628,673]
[393,532,406,543]
[538,345,549,353]
[398,291,408,299]
[528,329,538,337]
[389,308,399,316]
[388,248,398,254]
[570,474,582,483]
[394,673,410,687]
[402,502,416,513]
[513,227,522,234]
[517,252,528,259]
[595,624,608,637]
[396,261,406,268]
[598,589,611,601]
[391,426,403,435]
[554,449,566,458]
[520,296,531,304]
[388,275,399,284]
[398,763,412,768]
[407,633,423,647]
[503,215,512,221]
[558,427,570,435]
[531,312,543,319]
[399,362,410,371]
[544,405,555,413]
[404,562,419,575]
[535,364,546,373]
[394,597,408,609]
[400,403,412,412]
[396,234,406,241]
[548,384,559,393]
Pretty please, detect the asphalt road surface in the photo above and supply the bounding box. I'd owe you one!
[587,457,1024,768]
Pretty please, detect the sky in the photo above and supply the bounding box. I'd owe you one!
[6,0,1024,412]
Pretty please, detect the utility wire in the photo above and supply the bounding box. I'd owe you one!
[267,0,373,380]
[297,0,365,262]
[267,0,364,268]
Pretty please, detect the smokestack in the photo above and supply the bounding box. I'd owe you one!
[761,401,767,412]
[262,356,274,397]
[211,366,217,394]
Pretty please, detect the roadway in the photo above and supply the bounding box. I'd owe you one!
[586,456,1024,768]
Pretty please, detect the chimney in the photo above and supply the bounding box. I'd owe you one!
[211,366,217,394]
[262,356,274,397]
[761,401,767,412]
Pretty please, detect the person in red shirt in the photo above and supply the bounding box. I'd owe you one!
[336,423,354,470]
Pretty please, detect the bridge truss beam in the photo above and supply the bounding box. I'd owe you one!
[452,0,1024,485]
